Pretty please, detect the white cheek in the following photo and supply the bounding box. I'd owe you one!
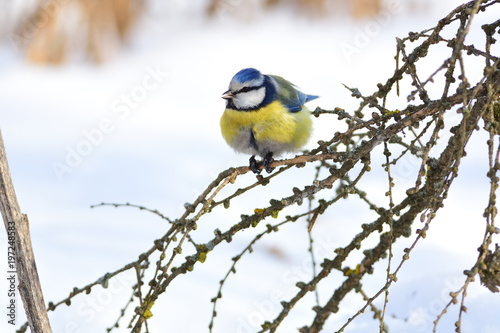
[234,87,266,109]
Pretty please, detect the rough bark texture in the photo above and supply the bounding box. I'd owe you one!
[0,130,52,333]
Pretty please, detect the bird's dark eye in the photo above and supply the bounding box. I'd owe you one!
[237,86,255,94]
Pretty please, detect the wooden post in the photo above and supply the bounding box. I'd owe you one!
[0,129,52,333]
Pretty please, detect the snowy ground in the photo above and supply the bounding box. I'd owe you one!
[0,1,500,332]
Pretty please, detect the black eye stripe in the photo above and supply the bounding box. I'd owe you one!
[238,87,253,93]
[234,85,262,94]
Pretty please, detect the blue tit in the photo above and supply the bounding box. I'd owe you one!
[220,68,318,174]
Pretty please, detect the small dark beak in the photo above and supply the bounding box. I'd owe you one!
[222,90,233,100]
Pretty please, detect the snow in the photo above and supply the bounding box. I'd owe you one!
[0,1,499,332]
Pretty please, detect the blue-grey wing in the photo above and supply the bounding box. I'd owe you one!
[270,75,318,113]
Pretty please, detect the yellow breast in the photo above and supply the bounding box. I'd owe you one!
[220,100,312,155]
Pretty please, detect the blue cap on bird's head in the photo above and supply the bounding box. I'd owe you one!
[230,68,265,87]
[233,68,262,82]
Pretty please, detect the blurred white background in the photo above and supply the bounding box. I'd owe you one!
[0,0,499,332]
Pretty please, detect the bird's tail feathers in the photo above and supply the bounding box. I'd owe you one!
[305,94,319,103]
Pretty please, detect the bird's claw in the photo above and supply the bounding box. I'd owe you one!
[249,156,261,174]
[263,152,274,173]
[249,154,274,174]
